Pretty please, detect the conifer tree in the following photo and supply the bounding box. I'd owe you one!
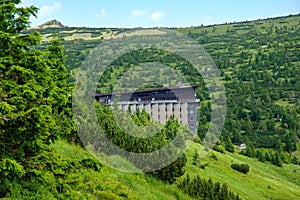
[225,137,235,153]
[0,0,71,170]
[192,149,199,165]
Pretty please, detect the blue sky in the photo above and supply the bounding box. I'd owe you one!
[21,0,300,28]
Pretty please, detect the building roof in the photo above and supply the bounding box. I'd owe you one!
[94,84,200,97]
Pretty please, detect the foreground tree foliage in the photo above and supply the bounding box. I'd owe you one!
[0,0,75,197]
[0,1,70,160]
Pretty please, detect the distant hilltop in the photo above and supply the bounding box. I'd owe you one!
[33,19,67,29]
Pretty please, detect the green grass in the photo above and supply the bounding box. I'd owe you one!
[50,140,300,200]
[6,139,298,199]
[51,140,193,200]
[184,143,300,200]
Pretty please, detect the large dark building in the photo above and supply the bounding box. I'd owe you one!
[94,85,200,133]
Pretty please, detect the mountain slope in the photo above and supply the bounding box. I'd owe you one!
[185,143,300,199]
[5,139,298,199]
[16,14,300,199]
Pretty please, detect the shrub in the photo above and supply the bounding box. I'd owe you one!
[231,163,250,174]
[0,159,25,197]
[225,143,235,153]
[200,163,209,169]
[179,174,241,200]
[192,149,199,165]
[213,144,226,154]
[210,153,218,161]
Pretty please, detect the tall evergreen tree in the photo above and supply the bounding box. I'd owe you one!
[0,0,72,189]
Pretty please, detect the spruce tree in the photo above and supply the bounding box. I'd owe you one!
[0,0,71,183]
[192,149,199,165]
[225,137,235,153]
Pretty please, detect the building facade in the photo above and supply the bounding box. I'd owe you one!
[94,85,200,133]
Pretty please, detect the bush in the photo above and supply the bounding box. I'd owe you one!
[213,144,226,154]
[147,154,187,184]
[200,163,209,169]
[225,138,235,153]
[210,153,218,161]
[179,174,241,200]
[291,156,299,165]
[0,159,25,197]
[225,143,235,153]
[231,163,250,174]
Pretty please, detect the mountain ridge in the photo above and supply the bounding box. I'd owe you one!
[33,13,300,30]
[32,19,66,29]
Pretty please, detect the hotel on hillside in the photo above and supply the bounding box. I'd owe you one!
[94,85,200,133]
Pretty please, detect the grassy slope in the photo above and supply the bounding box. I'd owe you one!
[185,143,300,200]
[52,140,300,200]
[52,140,193,200]
[20,14,299,199]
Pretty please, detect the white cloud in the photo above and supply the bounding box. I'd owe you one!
[150,11,164,21]
[39,2,62,19]
[97,9,107,19]
[129,9,147,19]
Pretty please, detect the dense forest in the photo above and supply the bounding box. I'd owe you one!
[1,0,299,199]
[29,12,300,156]
[60,13,300,163]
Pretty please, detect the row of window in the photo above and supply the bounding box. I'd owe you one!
[129,104,195,116]
[157,107,181,112]
[129,96,178,102]
[157,114,173,120]
[155,114,195,128]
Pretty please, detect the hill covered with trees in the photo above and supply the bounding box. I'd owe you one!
[1,0,299,199]
[38,13,300,157]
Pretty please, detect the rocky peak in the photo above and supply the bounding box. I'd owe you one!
[34,20,66,29]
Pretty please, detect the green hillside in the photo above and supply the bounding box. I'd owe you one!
[185,143,300,200]
[1,1,300,199]
[52,140,300,200]
[46,13,300,154]
[4,139,299,199]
